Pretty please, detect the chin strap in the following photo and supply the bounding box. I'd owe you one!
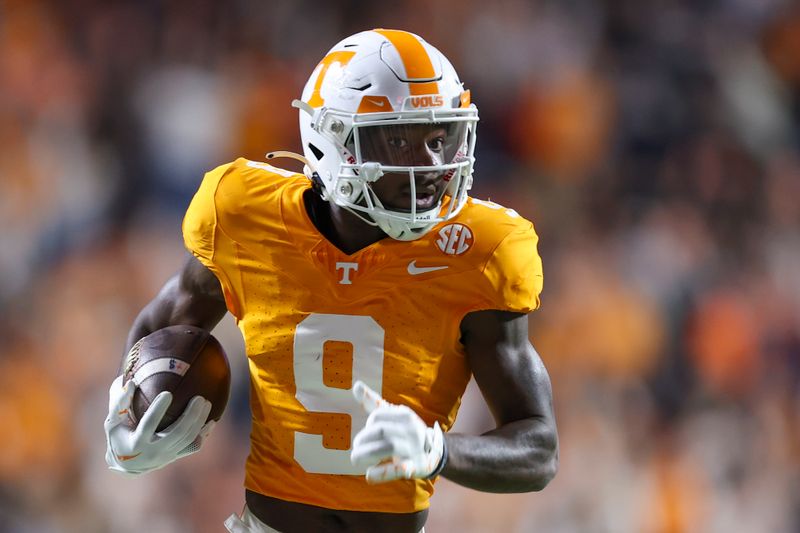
[264,150,326,198]
[265,150,311,167]
[292,99,325,132]
[292,99,315,117]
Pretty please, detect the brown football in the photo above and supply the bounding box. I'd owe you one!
[122,325,231,432]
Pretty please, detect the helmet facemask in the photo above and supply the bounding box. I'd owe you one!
[305,105,477,241]
[339,112,475,240]
[295,29,479,241]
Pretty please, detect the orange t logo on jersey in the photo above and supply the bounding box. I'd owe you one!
[336,262,359,284]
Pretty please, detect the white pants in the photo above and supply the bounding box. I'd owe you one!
[224,504,425,533]
[224,505,281,533]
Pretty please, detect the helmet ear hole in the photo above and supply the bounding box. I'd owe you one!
[308,143,324,161]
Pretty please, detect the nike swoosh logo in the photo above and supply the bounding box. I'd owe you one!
[407,260,449,275]
[366,98,386,107]
[117,452,142,462]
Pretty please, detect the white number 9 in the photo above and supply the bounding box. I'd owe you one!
[292,313,384,474]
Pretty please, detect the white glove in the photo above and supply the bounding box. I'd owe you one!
[104,375,215,475]
[350,380,446,483]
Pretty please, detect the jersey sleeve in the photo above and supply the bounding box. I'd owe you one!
[182,161,243,318]
[479,222,544,313]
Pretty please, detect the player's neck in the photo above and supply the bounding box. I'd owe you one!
[303,190,386,255]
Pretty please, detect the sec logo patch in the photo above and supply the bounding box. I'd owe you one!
[436,223,473,255]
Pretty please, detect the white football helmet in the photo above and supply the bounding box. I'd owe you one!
[292,29,479,241]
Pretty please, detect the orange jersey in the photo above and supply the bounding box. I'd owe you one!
[182,158,543,513]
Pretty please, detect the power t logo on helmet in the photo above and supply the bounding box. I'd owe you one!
[291,28,479,241]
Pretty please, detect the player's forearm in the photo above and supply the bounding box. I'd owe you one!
[123,260,229,358]
[441,417,558,492]
[125,279,181,354]
[125,276,205,353]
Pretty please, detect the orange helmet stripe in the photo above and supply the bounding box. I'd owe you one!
[373,29,439,95]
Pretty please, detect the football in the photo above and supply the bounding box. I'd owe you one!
[122,325,231,432]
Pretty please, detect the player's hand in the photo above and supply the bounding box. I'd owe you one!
[350,380,446,483]
[104,375,215,476]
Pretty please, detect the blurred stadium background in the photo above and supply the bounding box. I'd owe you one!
[2,0,800,531]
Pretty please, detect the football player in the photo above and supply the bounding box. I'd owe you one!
[104,29,558,532]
